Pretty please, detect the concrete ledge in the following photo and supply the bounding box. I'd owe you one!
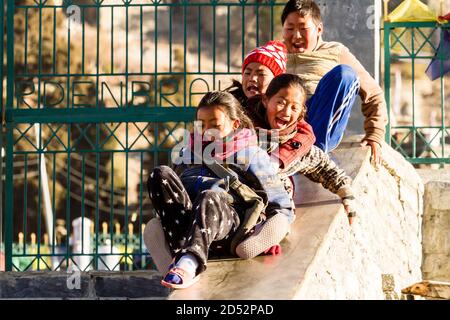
[170,137,424,300]
[0,271,169,299]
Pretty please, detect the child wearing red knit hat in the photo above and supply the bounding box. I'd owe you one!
[242,40,287,75]
[227,41,315,170]
[242,40,287,96]
[228,40,287,104]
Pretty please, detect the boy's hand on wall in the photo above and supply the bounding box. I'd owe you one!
[342,198,356,226]
[360,140,382,168]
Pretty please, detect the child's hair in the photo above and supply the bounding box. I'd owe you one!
[281,0,322,26]
[197,91,254,130]
[265,73,307,120]
[225,79,247,106]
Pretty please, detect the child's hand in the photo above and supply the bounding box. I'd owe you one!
[261,244,282,256]
[342,198,356,226]
[360,139,382,168]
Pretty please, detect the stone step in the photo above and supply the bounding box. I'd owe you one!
[0,271,169,299]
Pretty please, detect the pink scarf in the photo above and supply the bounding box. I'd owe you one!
[189,128,258,160]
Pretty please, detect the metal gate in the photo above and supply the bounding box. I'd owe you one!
[0,0,283,271]
[384,20,450,165]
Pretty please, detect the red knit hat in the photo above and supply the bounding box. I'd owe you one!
[439,12,450,20]
[242,40,287,77]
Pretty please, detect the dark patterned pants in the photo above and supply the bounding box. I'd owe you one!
[147,166,240,273]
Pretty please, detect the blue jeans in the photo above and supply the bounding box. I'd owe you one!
[306,64,360,153]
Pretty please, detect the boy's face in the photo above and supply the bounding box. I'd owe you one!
[282,12,323,54]
[263,86,304,135]
[242,62,275,99]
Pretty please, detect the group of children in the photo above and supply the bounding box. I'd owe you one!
[144,0,387,290]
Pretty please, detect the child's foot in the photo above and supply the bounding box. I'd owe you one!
[143,218,173,273]
[163,270,183,285]
[161,266,200,289]
[161,254,200,289]
[235,214,289,259]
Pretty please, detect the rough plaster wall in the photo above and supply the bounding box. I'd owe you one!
[422,181,450,282]
[295,145,423,299]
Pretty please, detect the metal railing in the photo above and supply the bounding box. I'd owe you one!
[1,0,284,271]
[384,21,450,164]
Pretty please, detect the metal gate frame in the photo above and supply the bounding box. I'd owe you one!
[384,21,450,164]
[1,0,282,271]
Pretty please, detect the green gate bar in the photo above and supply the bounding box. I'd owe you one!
[2,0,284,271]
[384,21,449,164]
[0,0,4,269]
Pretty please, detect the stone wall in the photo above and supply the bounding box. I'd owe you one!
[422,181,450,282]
[171,138,425,300]
[293,140,424,299]
[0,271,168,299]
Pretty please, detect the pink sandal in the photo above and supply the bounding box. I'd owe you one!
[161,266,200,290]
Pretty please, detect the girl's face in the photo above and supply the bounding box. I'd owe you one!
[242,62,275,98]
[263,85,305,134]
[197,105,240,139]
[282,12,323,54]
